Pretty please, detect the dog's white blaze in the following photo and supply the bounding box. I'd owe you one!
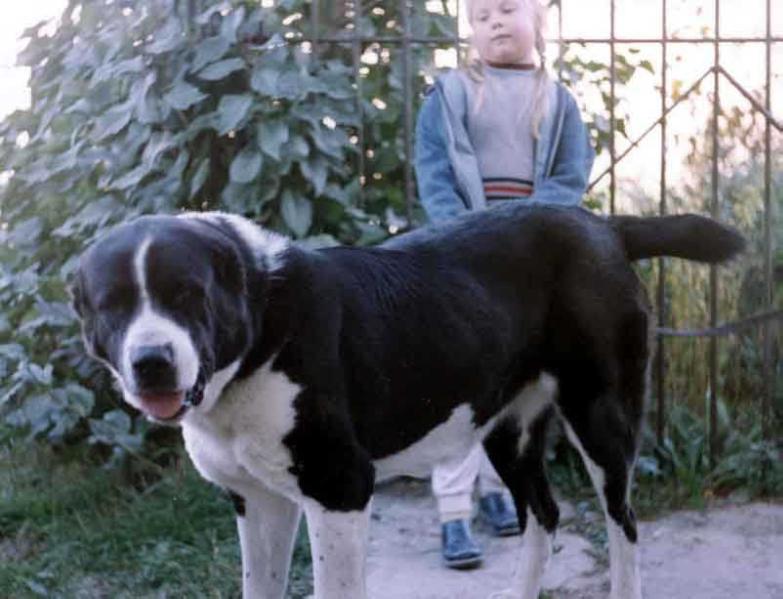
[180,211,289,271]
[183,359,302,499]
[119,237,199,405]
[303,498,370,599]
[373,404,495,482]
[564,422,642,599]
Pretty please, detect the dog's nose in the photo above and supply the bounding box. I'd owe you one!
[131,344,176,390]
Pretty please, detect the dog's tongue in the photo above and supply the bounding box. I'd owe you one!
[139,392,185,420]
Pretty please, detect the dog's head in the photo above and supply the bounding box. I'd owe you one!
[71,215,254,424]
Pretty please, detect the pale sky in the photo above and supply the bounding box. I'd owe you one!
[1,0,779,201]
[0,1,67,120]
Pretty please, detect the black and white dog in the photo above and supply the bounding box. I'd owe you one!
[71,204,743,599]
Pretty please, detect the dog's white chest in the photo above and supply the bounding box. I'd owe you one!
[182,362,303,499]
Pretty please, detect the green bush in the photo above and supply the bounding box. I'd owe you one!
[0,0,453,450]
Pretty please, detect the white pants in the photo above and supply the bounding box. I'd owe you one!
[432,442,507,522]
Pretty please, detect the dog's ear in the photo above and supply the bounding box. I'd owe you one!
[213,242,247,297]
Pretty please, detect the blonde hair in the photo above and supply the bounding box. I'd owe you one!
[463,0,550,138]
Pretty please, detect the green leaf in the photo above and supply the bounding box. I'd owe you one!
[110,163,152,190]
[310,125,347,160]
[198,58,245,81]
[141,131,178,167]
[220,6,246,43]
[64,383,95,417]
[250,67,279,95]
[0,344,25,361]
[92,102,133,141]
[91,56,145,84]
[164,81,207,110]
[229,147,263,184]
[257,120,289,160]
[27,363,53,386]
[300,155,328,196]
[281,189,312,238]
[146,18,184,54]
[126,71,164,125]
[287,135,310,159]
[53,195,121,237]
[277,70,304,99]
[89,409,143,451]
[191,36,231,72]
[216,94,253,135]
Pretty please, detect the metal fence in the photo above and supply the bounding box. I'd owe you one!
[310,0,783,460]
[265,0,781,459]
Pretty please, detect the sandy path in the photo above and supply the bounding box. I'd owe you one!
[365,478,783,599]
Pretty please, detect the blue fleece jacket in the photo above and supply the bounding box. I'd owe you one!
[414,69,595,224]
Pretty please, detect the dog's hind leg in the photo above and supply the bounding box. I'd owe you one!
[233,485,302,599]
[483,401,558,599]
[558,387,644,599]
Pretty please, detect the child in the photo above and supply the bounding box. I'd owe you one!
[414,0,595,570]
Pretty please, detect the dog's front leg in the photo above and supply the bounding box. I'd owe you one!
[282,390,375,598]
[234,485,301,599]
[303,499,371,599]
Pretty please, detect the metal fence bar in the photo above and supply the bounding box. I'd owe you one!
[762,0,774,445]
[708,0,721,466]
[557,3,564,80]
[455,0,462,67]
[588,66,715,191]
[400,0,414,224]
[716,66,783,131]
[310,0,320,54]
[656,0,669,446]
[352,0,365,203]
[555,35,783,44]
[609,0,616,215]
[306,35,783,45]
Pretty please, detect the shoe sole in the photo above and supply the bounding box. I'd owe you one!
[443,555,483,570]
[494,525,521,537]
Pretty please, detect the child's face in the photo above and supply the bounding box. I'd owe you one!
[469,0,536,65]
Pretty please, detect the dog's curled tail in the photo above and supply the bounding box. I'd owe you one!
[611,214,746,263]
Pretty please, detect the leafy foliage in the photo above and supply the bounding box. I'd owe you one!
[0,0,361,447]
[1,0,775,473]
[0,0,452,451]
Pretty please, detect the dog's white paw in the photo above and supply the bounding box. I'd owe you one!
[488,590,523,599]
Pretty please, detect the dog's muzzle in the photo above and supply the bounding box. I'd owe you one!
[147,365,208,423]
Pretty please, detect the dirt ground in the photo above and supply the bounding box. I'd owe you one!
[365,478,783,599]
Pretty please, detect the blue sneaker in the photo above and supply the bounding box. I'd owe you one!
[479,492,521,537]
[441,519,483,569]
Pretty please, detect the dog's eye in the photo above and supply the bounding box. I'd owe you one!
[96,287,136,313]
[174,290,192,307]
[173,287,204,310]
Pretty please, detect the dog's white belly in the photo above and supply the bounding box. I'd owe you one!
[182,361,303,499]
[373,404,490,481]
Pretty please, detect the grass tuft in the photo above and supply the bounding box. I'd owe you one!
[0,440,312,598]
